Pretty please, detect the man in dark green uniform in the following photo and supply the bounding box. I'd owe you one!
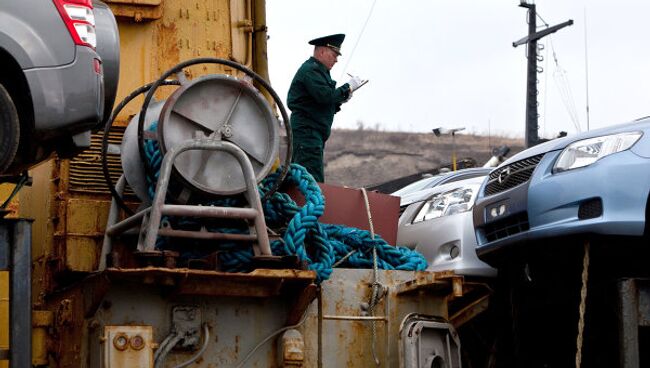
[287,33,364,182]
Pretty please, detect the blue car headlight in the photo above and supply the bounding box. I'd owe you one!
[412,187,474,224]
[553,132,643,173]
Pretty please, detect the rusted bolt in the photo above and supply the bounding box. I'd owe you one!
[130,335,145,350]
[113,333,129,351]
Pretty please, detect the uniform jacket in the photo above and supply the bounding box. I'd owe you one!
[287,57,350,142]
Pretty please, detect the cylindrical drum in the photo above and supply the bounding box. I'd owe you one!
[121,74,279,203]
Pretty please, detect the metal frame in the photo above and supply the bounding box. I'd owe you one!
[102,139,271,269]
[0,219,32,368]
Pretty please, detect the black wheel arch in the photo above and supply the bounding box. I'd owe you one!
[0,47,34,132]
[0,47,42,174]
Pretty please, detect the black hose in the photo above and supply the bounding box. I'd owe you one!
[101,80,181,215]
[136,58,292,202]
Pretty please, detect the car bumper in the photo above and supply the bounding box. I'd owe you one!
[398,207,496,277]
[474,149,650,258]
[24,46,104,139]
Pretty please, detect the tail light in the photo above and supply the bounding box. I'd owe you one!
[52,0,97,49]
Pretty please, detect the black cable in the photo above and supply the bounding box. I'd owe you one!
[101,80,181,215]
[0,171,28,209]
[136,58,292,203]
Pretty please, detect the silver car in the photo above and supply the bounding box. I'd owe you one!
[397,175,496,277]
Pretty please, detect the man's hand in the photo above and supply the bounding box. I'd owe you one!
[344,90,353,103]
[347,74,365,92]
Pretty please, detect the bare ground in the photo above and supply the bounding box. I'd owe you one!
[322,129,525,188]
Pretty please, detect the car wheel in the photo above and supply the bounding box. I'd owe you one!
[0,83,20,174]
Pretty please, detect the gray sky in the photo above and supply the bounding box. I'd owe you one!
[266,0,650,139]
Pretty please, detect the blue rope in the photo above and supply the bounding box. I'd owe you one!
[142,136,428,282]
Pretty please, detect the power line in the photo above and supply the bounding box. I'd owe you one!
[339,0,378,80]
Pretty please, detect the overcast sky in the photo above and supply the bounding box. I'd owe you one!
[266,0,650,139]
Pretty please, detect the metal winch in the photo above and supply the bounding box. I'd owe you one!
[100,58,292,266]
[121,73,280,203]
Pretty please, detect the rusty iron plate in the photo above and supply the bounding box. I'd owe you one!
[106,267,316,298]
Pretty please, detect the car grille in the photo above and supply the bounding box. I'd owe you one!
[483,212,530,243]
[484,154,544,196]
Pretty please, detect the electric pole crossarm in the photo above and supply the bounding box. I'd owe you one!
[513,2,573,148]
[512,20,574,47]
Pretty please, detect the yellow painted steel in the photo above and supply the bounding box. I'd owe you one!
[105,0,255,126]
[32,311,53,366]
[0,184,18,218]
[0,272,8,367]
[14,2,269,364]
[16,0,264,277]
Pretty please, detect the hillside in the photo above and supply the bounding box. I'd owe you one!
[322,129,526,188]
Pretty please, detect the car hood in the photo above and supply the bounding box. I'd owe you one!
[400,176,487,207]
[400,187,442,207]
[501,117,650,165]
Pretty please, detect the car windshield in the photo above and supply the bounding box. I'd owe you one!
[392,174,446,196]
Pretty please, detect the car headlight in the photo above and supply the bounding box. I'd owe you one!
[554,132,642,173]
[412,187,474,224]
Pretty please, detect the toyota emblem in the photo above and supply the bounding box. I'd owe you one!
[497,167,511,184]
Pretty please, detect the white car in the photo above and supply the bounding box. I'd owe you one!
[397,175,496,277]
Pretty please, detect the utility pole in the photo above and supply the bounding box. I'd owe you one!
[513,1,573,148]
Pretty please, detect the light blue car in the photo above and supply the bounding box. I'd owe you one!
[473,117,650,261]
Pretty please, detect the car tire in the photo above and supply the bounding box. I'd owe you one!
[0,83,20,174]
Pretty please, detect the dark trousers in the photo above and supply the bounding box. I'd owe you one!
[292,132,325,183]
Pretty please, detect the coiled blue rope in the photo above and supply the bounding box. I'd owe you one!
[142,135,427,282]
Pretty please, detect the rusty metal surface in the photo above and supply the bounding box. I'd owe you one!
[450,293,490,328]
[106,267,316,298]
[43,274,110,368]
[63,198,112,272]
[286,283,317,325]
[45,269,460,367]
[108,0,253,125]
[301,269,454,367]
[394,270,459,295]
[230,0,252,66]
[32,311,53,366]
[102,326,154,368]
